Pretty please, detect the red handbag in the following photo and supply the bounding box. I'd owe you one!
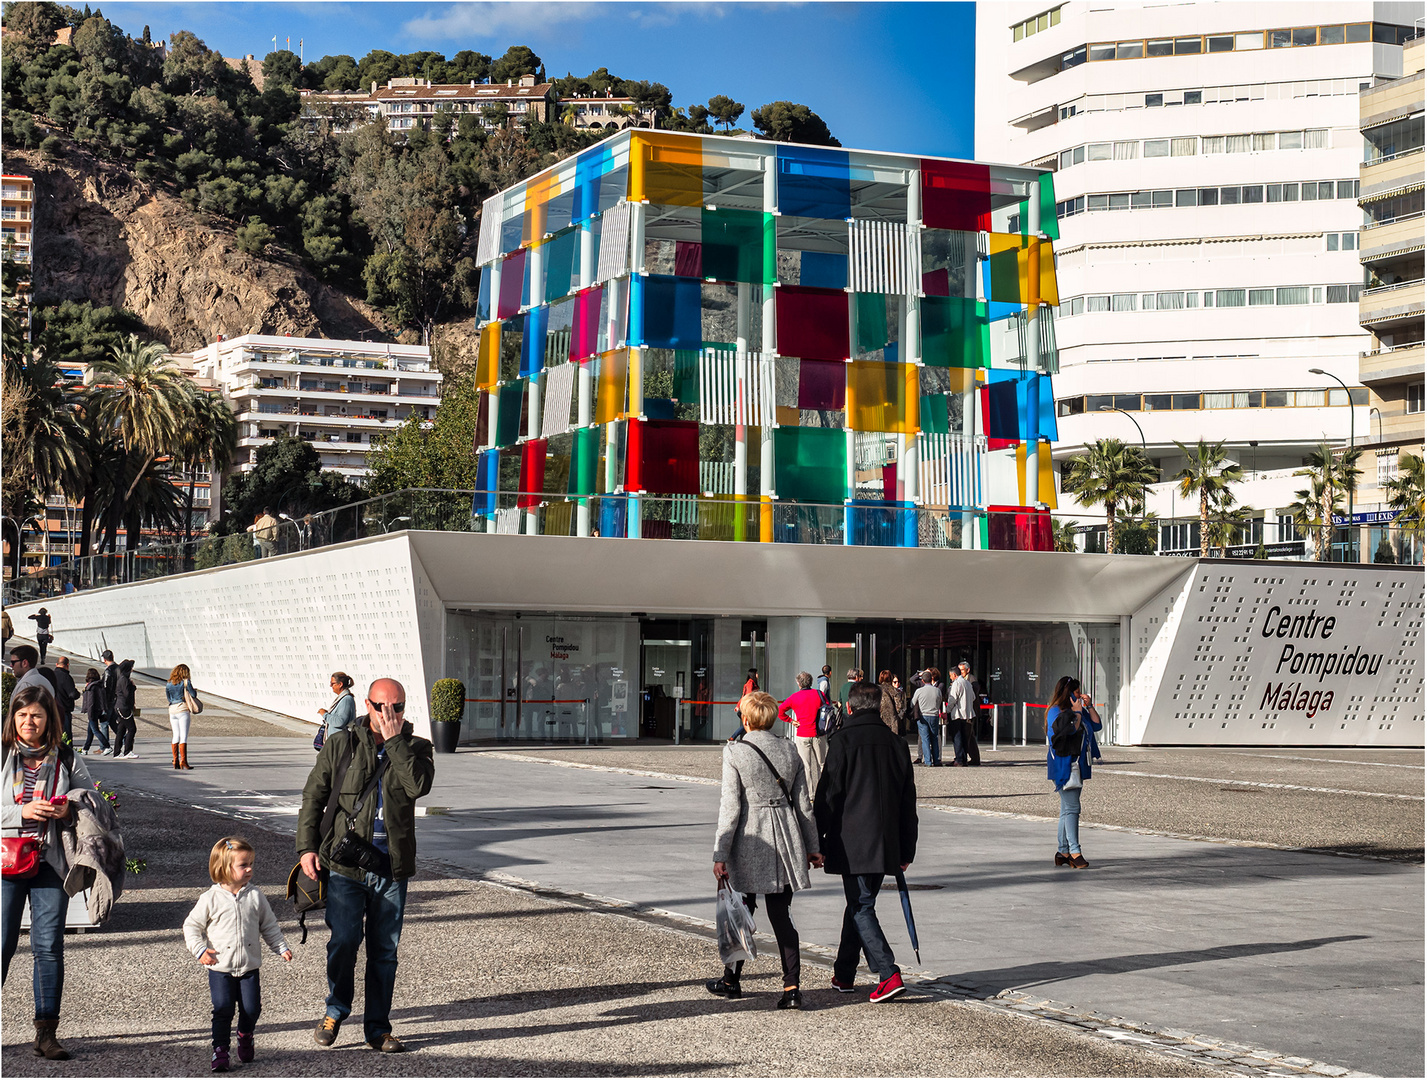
[2,759,57,879]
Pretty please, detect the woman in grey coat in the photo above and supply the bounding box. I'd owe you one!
[709,691,822,1009]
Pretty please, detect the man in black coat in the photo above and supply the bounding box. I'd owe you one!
[51,656,80,744]
[813,682,918,1003]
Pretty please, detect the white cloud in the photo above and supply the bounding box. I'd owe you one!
[401,2,605,43]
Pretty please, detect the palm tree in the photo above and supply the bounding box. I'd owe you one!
[1287,474,1340,561]
[1385,452,1424,558]
[1173,440,1244,557]
[1059,438,1158,555]
[1051,517,1080,552]
[89,335,194,501]
[173,388,239,546]
[1294,443,1363,562]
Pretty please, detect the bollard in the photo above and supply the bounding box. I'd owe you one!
[1020,702,1027,747]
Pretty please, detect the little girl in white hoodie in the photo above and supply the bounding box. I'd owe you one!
[183,837,292,1072]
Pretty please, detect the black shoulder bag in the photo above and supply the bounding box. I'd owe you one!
[327,755,391,876]
[286,734,357,942]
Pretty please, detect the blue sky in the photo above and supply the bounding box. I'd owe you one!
[96,2,977,158]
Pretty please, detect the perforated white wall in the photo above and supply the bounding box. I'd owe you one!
[9,537,434,736]
[1132,564,1424,746]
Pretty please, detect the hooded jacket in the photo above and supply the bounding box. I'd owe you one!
[113,660,137,716]
[183,883,290,975]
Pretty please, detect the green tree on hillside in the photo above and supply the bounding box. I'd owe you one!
[490,45,541,84]
[706,94,744,131]
[750,101,840,146]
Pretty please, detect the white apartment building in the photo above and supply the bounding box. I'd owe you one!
[977,2,1421,554]
[184,335,441,480]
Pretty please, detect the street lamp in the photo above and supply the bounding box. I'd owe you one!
[1309,367,1356,562]
[1369,406,1383,444]
[278,512,306,551]
[1098,406,1151,520]
[383,515,412,533]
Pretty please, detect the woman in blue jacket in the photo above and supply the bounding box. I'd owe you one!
[1046,676,1102,869]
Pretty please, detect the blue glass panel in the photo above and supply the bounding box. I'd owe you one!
[573,143,614,222]
[500,213,523,256]
[474,450,498,515]
[801,250,848,289]
[476,267,491,323]
[776,145,851,220]
[543,228,579,302]
[641,274,703,350]
[520,306,548,377]
[1038,372,1058,442]
[986,378,1022,442]
[599,493,627,537]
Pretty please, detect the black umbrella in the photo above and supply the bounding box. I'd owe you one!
[894,869,921,965]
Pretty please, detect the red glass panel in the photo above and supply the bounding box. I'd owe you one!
[497,248,526,320]
[797,358,846,410]
[922,160,992,232]
[518,438,546,509]
[776,285,849,362]
[627,418,699,494]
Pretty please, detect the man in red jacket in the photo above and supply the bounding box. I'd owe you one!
[813,682,919,1003]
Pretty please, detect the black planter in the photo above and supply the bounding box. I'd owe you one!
[430,721,462,754]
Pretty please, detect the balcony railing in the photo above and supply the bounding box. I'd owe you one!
[1362,278,1426,297]
[1361,340,1425,357]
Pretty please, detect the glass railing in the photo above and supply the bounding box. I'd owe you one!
[2,489,1420,604]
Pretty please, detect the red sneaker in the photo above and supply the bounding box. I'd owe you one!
[869,971,905,1003]
[236,1031,254,1063]
[831,975,857,993]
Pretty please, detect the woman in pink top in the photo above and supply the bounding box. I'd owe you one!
[778,672,828,794]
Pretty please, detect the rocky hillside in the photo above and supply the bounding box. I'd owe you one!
[12,143,475,363]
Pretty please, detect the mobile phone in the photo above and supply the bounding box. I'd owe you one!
[49,796,68,809]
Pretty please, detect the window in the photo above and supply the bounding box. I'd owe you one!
[1326,285,1351,303]
[1086,142,1113,161]
[1147,39,1173,57]
[1326,233,1340,251]
[1171,137,1197,156]
[1146,93,1164,107]
[1089,42,1116,61]
[1226,134,1251,153]
[1281,182,1299,201]
[1277,286,1311,304]
[1248,288,1275,306]
[1132,190,1153,209]
[1216,289,1247,307]
[1304,129,1328,149]
[1062,45,1087,68]
[1157,291,1186,309]
[1221,185,1241,204]
[1320,25,1346,44]
[1293,27,1318,46]
[1279,130,1303,150]
[1112,394,1140,410]
[1144,139,1169,157]
[1301,181,1318,201]
[346,432,363,443]
[1111,293,1137,311]
[1267,184,1282,202]
[1086,295,1110,312]
[1409,384,1425,414]
[1172,393,1201,409]
[1086,394,1114,412]
[1346,23,1370,43]
[1270,29,1292,47]
[1141,292,1156,310]
[1243,185,1264,203]
[1176,188,1198,206]
[1117,41,1144,59]
[1208,35,1234,52]
[1199,187,1219,205]
[1152,189,1172,207]
[1144,394,1172,410]
[1058,397,1085,416]
[1236,32,1264,50]
[1114,140,1138,160]
[1264,391,1288,407]
[1184,90,1203,104]
[1337,180,1356,199]
[1341,232,1356,251]
[1108,192,1130,209]
[1087,194,1109,211]
[1202,136,1225,154]
[1175,37,1202,54]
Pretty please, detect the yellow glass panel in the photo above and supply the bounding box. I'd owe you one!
[629,132,703,207]
[522,173,561,246]
[775,405,802,427]
[476,321,500,389]
[1039,447,1057,510]
[594,348,628,424]
[846,360,918,434]
[988,234,1060,307]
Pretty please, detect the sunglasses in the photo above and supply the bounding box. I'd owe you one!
[369,701,406,712]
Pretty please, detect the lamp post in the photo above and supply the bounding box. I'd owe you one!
[1369,406,1383,444]
[1309,367,1356,562]
[381,515,412,533]
[1098,405,1151,521]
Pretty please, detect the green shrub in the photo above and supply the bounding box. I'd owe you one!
[430,678,465,725]
[1,670,15,705]
[39,134,62,159]
[194,537,221,569]
[220,533,255,564]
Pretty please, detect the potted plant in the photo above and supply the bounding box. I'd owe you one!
[429,678,465,754]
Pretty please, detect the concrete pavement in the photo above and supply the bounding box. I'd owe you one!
[74,737,1424,1077]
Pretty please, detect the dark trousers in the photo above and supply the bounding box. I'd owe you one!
[325,871,407,1043]
[721,886,801,988]
[952,720,980,766]
[82,713,110,752]
[208,968,262,1047]
[834,873,898,983]
[1,863,66,1020]
[113,713,136,756]
[37,638,48,663]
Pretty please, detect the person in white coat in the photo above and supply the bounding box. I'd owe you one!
[184,836,292,1072]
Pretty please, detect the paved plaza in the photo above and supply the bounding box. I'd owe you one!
[2,650,1421,1077]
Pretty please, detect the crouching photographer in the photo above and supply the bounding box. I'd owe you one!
[295,679,434,1054]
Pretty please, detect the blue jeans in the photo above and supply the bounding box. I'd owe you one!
[834,873,898,983]
[325,871,408,1043]
[209,968,261,1047]
[1058,785,1082,855]
[1,862,67,1020]
[917,716,941,766]
[83,714,109,752]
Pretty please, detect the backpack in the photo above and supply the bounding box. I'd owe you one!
[815,691,842,737]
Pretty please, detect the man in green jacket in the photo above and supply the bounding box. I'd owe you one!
[297,678,434,1054]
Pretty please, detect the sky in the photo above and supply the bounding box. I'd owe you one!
[94,2,978,158]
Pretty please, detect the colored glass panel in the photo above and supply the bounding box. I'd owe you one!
[797,359,846,410]
[495,380,525,447]
[921,296,990,368]
[986,234,1060,306]
[641,274,703,350]
[629,132,703,207]
[474,388,490,448]
[523,173,560,247]
[543,433,572,496]
[1038,173,1059,241]
[543,228,579,302]
[701,208,774,285]
[985,379,1022,443]
[476,267,491,322]
[571,285,603,362]
[855,292,888,355]
[599,494,627,537]
[521,306,548,377]
[774,426,846,504]
[776,285,849,362]
[572,143,613,221]
[500,213,523,258]
[476,320,500,389]
[776,145,851,220]
[497,248,526,319]
[499,320,523,383]
[674,241,702,278]
[627,418,700,494]
[921,160,992,232]
[846,360,918,433]
[473,450,498,515]
[518,438,546,509]
[569,426,601,496]
[800,251,848,290]
[594,348,629,424]
[919,393,950,434]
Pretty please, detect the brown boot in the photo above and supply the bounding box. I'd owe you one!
[34,1019,70,1060]
[172,743,180,769]
[179,743,193,770]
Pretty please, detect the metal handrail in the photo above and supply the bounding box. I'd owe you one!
[1362,278,1426,296]
[1361,340,1425,357]
[1361,210,1426,229]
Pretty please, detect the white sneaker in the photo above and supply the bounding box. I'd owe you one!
[122,752,137,759]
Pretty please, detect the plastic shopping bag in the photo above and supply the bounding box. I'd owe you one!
[716,882,758,966]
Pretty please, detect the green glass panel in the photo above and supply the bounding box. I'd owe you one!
[701,208,775,285]
[673,350,700,403]
[855,291,888,355]
[543,228,580,303]
[774,426,846,504]
[496,380,525,447]
[1039,173,1059,241]
[919,393,950,434]
[922,296,990,368]
[569,426,601,496]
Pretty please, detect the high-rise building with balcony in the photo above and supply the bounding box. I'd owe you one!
[182,335,441,483]
[1357,30,1424,562]
[977,2,1420,554]
[2,172,34,325]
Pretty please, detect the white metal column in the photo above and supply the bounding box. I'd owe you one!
[1025,180,1041,508]
[576,221,596,537]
